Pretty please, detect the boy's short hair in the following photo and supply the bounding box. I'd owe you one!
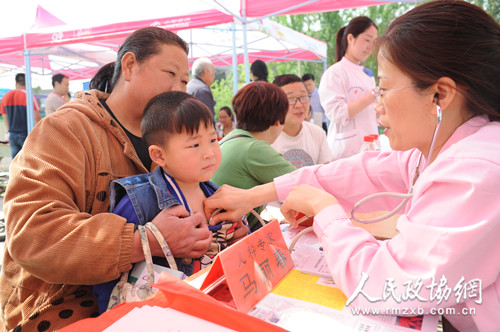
[232,81,288,132]
[141,91,214,147]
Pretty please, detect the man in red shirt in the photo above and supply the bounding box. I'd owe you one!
[0,73,41,158]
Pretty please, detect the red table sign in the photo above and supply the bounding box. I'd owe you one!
[201,219,294,313]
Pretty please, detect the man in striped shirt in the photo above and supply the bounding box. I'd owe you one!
[0,73,41,158]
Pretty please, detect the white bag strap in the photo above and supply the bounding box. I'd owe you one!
[138,224,156,286]
[144,222,178,271]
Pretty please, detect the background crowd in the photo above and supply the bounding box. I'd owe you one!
[0,1,499,331]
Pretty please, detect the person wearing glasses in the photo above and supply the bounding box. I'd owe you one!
[318,16,378,160]
[205,1,500,330]
[271,74,332,168]
[211,82,295,232]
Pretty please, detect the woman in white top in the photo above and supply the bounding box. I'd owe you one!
[319,16,378,160]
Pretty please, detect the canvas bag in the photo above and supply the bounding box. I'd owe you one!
[107,222,178,311]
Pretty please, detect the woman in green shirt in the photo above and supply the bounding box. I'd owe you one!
[211,81,296,231]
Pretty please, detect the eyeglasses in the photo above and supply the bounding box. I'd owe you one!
[372,84,416,105]
[288,96,310,106]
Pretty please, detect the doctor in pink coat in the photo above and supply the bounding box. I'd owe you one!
[205,1,500,331]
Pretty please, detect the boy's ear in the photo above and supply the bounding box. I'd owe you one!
[149,144,167,167]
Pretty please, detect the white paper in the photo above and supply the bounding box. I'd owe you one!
[251,293,439,332]
[104,306,237,332]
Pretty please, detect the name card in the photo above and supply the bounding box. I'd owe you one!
[201,220,294,313]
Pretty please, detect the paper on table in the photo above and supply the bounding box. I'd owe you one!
[272,269,347,310]
[251,293,439,332]
[280,224,332,279]
[104,306,237,332]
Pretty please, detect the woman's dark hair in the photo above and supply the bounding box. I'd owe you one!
[218,106,234,121]
[336,16,377,62]
[250,60,269,82]
[232,82,288,132]
[89,27,188,93]
[273,74,303,88]
[378,0,500,121]
[141,91,214,147]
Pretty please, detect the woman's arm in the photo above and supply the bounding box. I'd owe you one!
[319,66,375,123]
[204,182,278,225]
[347,92,376,119]
[310,156,500,312]
[274,150,416,212]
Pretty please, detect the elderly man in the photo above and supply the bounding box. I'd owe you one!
[186,57,216,116]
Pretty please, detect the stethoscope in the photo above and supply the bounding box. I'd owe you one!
[350,103,443,224]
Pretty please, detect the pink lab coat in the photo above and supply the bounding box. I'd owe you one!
[274,116,500,331]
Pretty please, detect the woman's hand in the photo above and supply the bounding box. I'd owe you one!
[281,184,339,227]
[131,205,212,262]
[204,183,278,225]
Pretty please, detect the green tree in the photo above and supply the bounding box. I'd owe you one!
[211,71,239,120]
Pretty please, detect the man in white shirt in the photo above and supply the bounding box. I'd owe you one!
[272,74,332,168]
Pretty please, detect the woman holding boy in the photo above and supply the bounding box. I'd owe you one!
[0,28,214,331]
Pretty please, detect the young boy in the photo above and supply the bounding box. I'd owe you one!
[93,91,246,313]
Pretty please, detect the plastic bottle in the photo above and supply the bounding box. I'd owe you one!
[369,134,380,151]
[360,135,375,152]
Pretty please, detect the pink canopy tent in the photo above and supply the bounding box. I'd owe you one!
[0,0,406,51]
[0,0,412,131]
[0,5,329,81]
[235,0,399,16]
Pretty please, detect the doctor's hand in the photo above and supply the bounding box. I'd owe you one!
[204,183,279,225]
[204,185,255,225]
[280,185,339,227]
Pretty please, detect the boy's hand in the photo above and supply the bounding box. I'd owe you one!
[229,218,250,245]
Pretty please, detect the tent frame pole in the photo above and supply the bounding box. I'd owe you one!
[231,22,238,95]
[23,34,35,134]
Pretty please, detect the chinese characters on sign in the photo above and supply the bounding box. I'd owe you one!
[201,220,294,313]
